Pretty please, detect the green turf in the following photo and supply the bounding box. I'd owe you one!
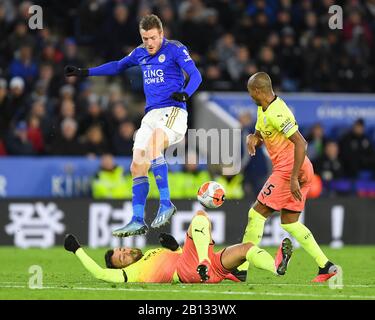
[0,246,374,300]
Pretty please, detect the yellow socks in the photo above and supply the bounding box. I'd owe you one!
[243,208,267,244]
[238,208,267,271]
[246,245,276,275]
[191,215,211,263]
[281,221,328,268]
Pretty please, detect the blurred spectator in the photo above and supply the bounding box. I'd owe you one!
[9,43,38,86]
[216,33,237,69]
[246,0,276,23]
[47,98,76,144]
[5,121,35,155]
[233,15,254,46]
[59,84,75,102]
[0,78,11,139]
[314,141,344,182]
[275,10,292,31]
[250,12,272,50]
[0,2,12,70]
[82,124,110,156]
[48,118,83,155]
[201,63,231,90]
[29,99,49,137]
[200,8,223,49]
[240,111,269,198]
[61,38,83,69]
[158,5,180,38]
[104,83,123,108]
[266,32,280,54]
[78,94,109,137]
[112,121,135,156]
[76,0,105,46]
[91,154,129,199]
[8,76,26,122]
[343,10,373,59]
[40,41,63,67]
[227,46,251,86]
[26,114,44,154]
[6,19,34,63]
[101,3,137,60]
[179,4,208,54]
[257,46,281,89]
[299,11,320,48]
[306,123,326,162]
[107,101,129,135]
[37,63,59,102]
[302,35,333,91]
[339,119,375,178]
[279,27,302,91]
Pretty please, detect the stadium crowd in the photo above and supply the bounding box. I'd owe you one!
[1,0,375,197]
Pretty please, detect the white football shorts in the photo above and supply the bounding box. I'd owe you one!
[133,106,188,151]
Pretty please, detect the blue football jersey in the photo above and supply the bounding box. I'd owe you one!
[89,38,202,113]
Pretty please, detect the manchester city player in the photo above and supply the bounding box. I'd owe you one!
[65,14,202,237]
[64,209,293,283]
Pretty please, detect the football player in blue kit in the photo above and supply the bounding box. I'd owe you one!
[65,14,202,237]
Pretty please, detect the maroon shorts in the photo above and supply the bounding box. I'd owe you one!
[176,234,231,283]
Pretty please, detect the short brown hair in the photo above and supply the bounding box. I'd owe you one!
[139,14,163,31]
[104,249,115,268]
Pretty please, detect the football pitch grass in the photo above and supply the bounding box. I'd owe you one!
[0,246,374,300]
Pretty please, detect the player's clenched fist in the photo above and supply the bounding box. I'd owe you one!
[64,65,88,77]
[246,133,263,156]
[64,234,81,253]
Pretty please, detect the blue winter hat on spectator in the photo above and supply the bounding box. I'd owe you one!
[16,121,27,131]
[65,37,76,46]
[79,80,92,92]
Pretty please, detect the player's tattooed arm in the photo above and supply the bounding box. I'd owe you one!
[246,130,263,156]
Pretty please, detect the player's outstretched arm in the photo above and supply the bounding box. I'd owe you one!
[64,234,126,283]
[64,52,138,77]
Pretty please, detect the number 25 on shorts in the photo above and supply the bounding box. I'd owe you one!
[262,183,275,196]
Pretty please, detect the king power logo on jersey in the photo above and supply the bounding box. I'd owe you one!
[143,68,165,84]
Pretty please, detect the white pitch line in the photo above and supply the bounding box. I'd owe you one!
[246,283,375,288]
[0,284,374,300]
[1,281,375,289]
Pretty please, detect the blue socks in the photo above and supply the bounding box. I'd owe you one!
[132,176,149,221]
[151,156,172,209]
[131,157,171,223]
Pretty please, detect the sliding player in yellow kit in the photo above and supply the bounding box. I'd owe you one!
[239,72,337,283]
[64,210,293,283]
